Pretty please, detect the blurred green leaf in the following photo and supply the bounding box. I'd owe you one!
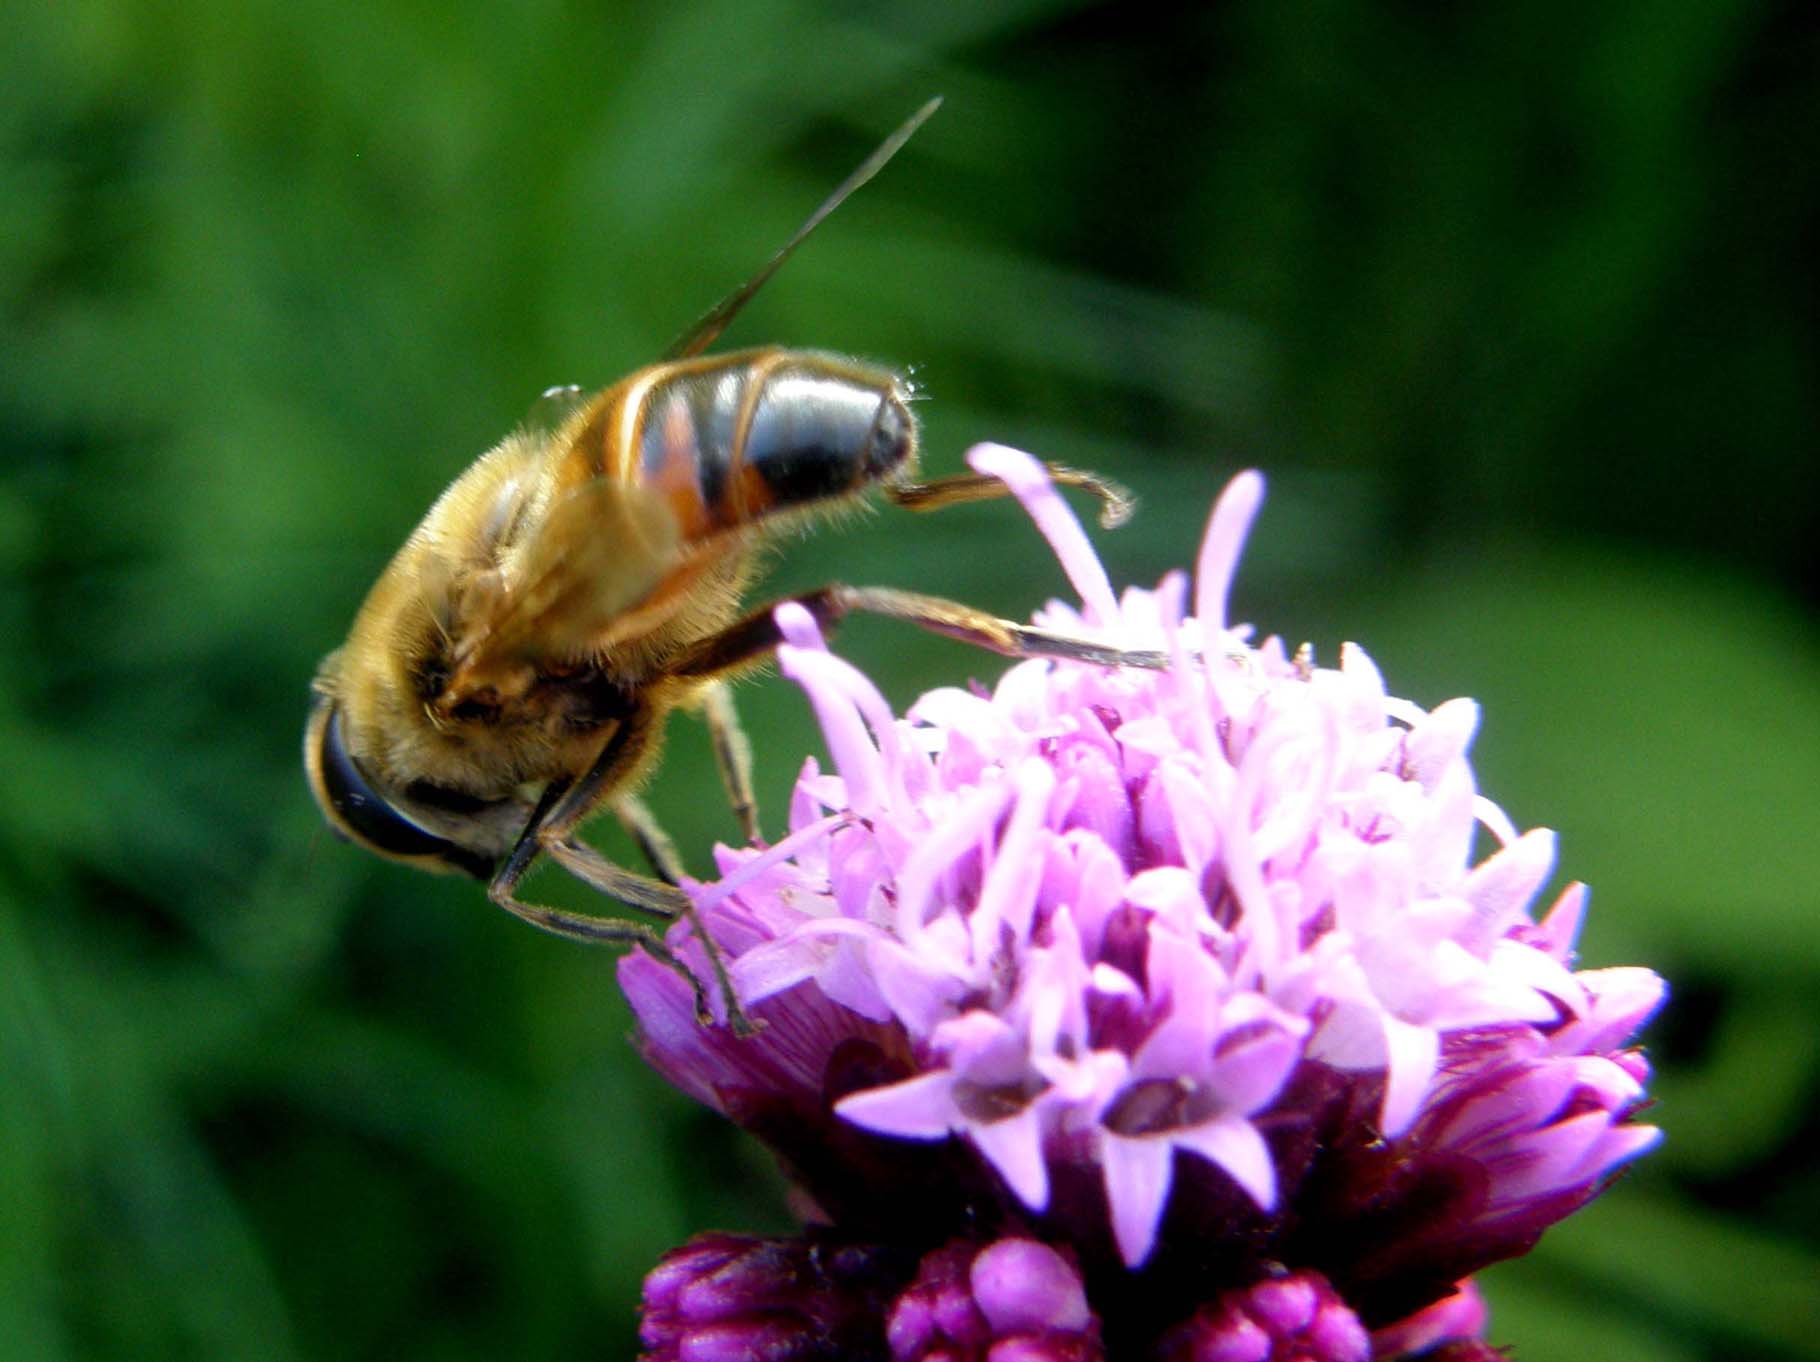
[1493,1186,1820,1360]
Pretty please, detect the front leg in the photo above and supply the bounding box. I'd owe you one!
[485,709,754,1033]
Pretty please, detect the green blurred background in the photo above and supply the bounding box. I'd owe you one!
[3,1,1816,1358]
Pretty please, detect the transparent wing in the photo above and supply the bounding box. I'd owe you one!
[663,97,942,360]
[450,474,685,684]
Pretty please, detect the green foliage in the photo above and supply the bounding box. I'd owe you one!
[2,1,1814,1357]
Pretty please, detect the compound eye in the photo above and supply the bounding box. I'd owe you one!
[305,702,496,881]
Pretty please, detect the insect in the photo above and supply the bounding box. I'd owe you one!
[304,99,1164,1031]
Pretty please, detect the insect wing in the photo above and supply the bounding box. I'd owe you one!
[454,474,685,678]
[663,97,942,361]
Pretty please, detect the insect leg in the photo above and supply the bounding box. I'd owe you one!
[613,794,687,884]
[487,713,753,1033]
[492,864,709,1022]
[542,836,750,1034]
[674,584,1171,678]
[885,463,1134,528]
[701,680,761,844]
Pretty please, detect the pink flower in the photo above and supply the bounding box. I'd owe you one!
[1159,1270,1372,1362]
[888,1237,1101,1362]
[622,446,1663,1358]
[638,1232,902,1362]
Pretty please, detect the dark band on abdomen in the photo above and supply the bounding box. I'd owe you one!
[635,351,915,531]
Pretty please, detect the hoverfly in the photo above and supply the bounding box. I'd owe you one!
[304,99,1162,1030]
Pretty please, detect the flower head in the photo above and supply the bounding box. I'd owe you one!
[623,446,1663,1357]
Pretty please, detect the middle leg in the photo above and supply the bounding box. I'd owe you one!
[613,793,686,884]
[700,679,761,845]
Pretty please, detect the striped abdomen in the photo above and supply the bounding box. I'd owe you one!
[582,348,915,538]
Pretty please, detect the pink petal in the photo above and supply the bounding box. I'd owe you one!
[967,443,1120,626]
[778,643,886,814]
[1587,1122,1664,1175]
[894,779,1016,939]
[1207,1021,1304,1114]
[1156,570,1224,773]
[1194,470,1265,637]
[1021,909,1092,1057]
[1053,741,1134,859]
[1379,1013,1441,1137]
[970,1107,1052,1210]
[1102,1135,1175,1267]
[772,600,827,649]
[1336,643,1389,732]
[930,1008,1021,1074]
[789,644,910,804]
[1220,809,1281,982]
[1089,962,1143,999]
[728,936,825,1004]
[1175,1115,1277,1209]
[907,684,1002,732]
[1242,698,1339,866]
[814,937,894,1022]
[1308,997,1390,1071]
[1159,756,1221,873]
[971,759,1056,954]
[1487,938,1584,1011]
[1417,763,1479,888]
[868,934,966,1034]
[1494,1110,1616,1200]
[1124,866,1212,937]
[1536,881,1589,962]
[835,1070,961,1140]
[1472,794,1520,848]
[692,812,852,915]
[1551,967,1668,1054]
[1130,1015,1211,1081]
[1143,927,1229,1035]
[1403,698,1480,792]
[1460,828,1556,952]
[1432,1064,1579,1150]
[731,916,890,1007]
[1054,831,1128,956]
